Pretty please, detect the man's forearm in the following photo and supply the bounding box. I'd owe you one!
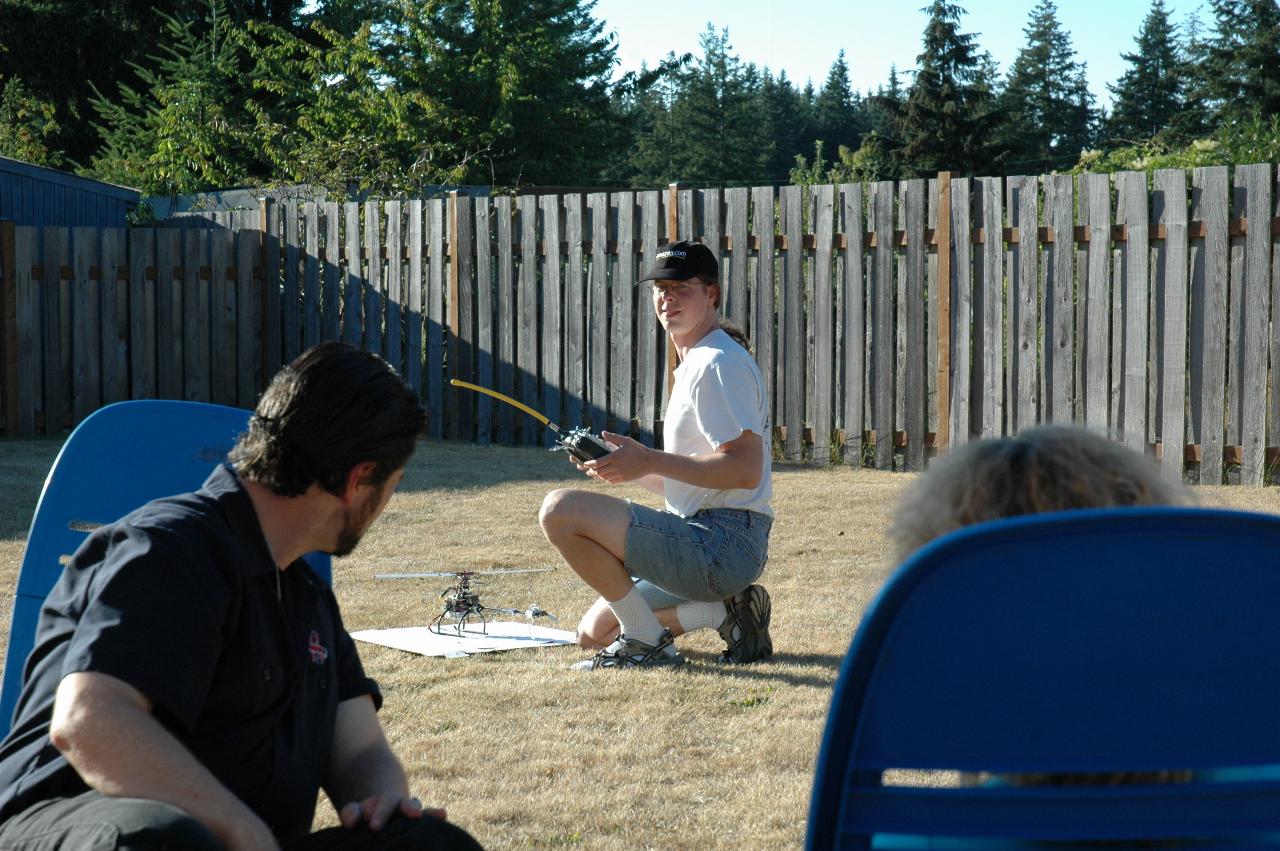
[647,444,761,491]
[51,672,276,850]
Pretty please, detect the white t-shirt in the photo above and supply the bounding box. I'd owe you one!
[661,328,773,518]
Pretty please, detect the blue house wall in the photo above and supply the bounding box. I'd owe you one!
[0,156,140,227]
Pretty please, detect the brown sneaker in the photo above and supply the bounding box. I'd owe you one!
[717,584,773,663]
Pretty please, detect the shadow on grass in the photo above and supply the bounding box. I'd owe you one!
[679,650,846,689]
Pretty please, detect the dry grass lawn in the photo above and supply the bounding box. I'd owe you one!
[2,435,1279,849]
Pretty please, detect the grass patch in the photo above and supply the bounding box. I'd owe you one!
[1,435,1278,848]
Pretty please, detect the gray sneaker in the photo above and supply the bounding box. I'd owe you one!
[572,629,685,670]
[718,584,773,664]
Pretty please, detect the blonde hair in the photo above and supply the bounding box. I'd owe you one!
[891,425,1196,789]
[890,425,1192,564]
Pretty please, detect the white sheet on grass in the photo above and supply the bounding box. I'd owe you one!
[351,622,577,658]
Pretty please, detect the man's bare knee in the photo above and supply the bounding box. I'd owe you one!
[539,488,581,539]
[577,599,620,649]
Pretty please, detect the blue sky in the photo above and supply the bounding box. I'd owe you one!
[590,0,1207,110]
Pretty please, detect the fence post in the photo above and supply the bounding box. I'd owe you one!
[936,172,953,451]
[1,220,17,436]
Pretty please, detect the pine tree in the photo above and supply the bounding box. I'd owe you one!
[662,26,766,185]
[1105,0,1187,143]
[996,0,1097,172]
[0,0,309,166]
[897,1,997,176]
[1191,0,1280,127]
[757,70,810,182]
[392,0,620,187]
[89,1,259,194]
[813,51,865,154]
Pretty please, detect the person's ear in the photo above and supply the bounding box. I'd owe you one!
[341,461,379,504]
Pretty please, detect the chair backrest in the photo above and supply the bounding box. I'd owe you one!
[1,400,332,737]
[806,507,1280,849]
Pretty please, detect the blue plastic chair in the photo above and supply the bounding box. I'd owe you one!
[806,507,1280,849]
[1,400,332,737]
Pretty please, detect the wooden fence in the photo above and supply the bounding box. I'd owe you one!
[2,165,1279,484]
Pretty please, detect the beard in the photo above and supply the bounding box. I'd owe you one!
[331,497,375,557]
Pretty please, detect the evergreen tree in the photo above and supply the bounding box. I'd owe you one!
[1105,0,1187,143]
[758,70,810,182]
[995,0,1097,172]
[661,27,766,185]
[244,18,448,194]
[1190,0,1280,127]
[0,0,309,166]
[393,0,620,187]
[813,51,865,154]
[89,1,260,194]
[897,1,997,176]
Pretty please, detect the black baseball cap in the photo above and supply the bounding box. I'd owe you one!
[637,240,718,284]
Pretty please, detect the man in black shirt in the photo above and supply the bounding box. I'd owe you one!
[0,343,482,850]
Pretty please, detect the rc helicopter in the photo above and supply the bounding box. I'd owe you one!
[375,567,558,636]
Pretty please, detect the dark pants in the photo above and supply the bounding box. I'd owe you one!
[0,792,484,850]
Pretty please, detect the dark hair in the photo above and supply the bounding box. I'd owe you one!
[229,342,427,497]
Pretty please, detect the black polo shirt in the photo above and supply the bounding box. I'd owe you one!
[0,464,380,843]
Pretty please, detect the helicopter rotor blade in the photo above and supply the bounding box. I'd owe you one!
[375,571,470,580]
[375,567,554,580]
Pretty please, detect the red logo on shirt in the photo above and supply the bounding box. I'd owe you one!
[308,630,328,664]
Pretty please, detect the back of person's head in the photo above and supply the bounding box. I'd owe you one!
[890,424,1192,564]
[230,342,427,497]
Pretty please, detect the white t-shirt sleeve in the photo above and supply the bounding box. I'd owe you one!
[690,360,761,449]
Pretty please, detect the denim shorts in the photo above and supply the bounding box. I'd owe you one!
[624,503,773,608]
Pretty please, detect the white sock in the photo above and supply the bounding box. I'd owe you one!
[676,600,728,634]
[607,587,664,646]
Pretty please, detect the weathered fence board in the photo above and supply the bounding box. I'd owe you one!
[474,197,493,445]
[780,184,803,462]
[585,193,608,435]
[1191,166,1229,483]
[302,203,320,352]
[636,191,659,446]
[564,193,586,433]
[540,194,562,447]
[902,179,926,471]
[1084,173,1111,431]
[427,198,445,440]
[1155,169,1189,485]
[1118,171,1149,453]
[1239,163,1272,484]
[812,184,835,467]
[518,194,539,445]
[363,202,382,358]
[751,186,776,444]
[1009,176,1038,435]
[610,192,634,437]
[978,177,1003,438]
[384,200,403,374]
[495,195,515,444]
[406,201,423,399]
[947,178,971,446]
[870,181,895,467]
[1046,174,1074,424]
[453,194,475,440]
[842,183,866,461]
